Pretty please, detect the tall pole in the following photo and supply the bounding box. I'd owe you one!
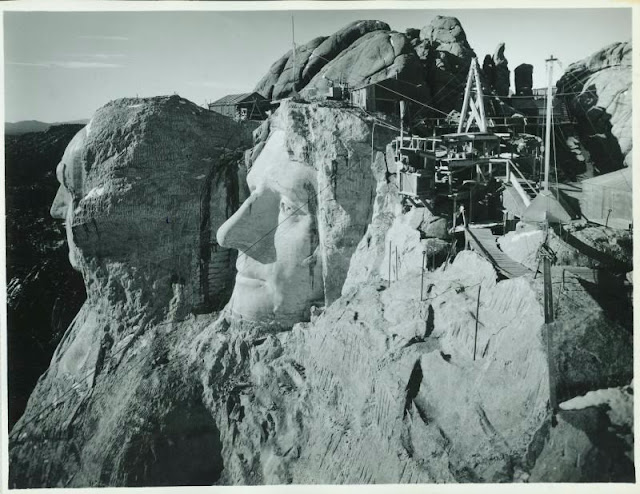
[543,55,557,192]
[400,100,405,143]
[473,285,481,361]
[542,224,558,415]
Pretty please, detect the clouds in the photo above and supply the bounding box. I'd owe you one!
[7,61,124,69]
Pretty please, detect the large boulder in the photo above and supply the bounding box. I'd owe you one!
[556,41,632,171]
[302,30,429,102]
[530,383,634,482]
[413,16,477,113]
[254,20,390,100]
[515,63,534,96]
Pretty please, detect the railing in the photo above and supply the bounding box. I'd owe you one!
[418,114,574,128]
[394,135,441,154]
[488,158,538,207]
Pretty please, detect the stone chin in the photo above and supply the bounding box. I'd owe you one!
[228,269,323,326]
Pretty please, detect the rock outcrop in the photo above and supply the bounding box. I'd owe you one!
[254,20,390,100]
[514,63,533,96]
[412,16,476,113]
[483,42,509,97]
[301,30,429,103]
[255,16,521,120]
[556,41,632,171]
[531,383,634,482]
[9,101,633,487]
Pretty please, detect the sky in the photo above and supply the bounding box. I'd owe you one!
[3,7,632,123]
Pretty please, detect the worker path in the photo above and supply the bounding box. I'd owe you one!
[465,227,533,279]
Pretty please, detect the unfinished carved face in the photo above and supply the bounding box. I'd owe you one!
[217,130,324,325]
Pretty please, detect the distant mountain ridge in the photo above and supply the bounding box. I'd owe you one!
[5,119,89,135]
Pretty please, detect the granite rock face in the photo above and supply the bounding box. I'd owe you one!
[9,101,633,487]
[515,63,534,96]
[254,20,390,100]
[255,16,521,119]
[413,16,477,113]
[301,30,429,103]
[485,43,510,97]
[556,41,632,171]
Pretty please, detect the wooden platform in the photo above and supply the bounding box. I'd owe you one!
[465,227,533,279]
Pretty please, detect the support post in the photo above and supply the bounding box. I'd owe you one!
[395,246,399,281]
[473,285,481,361]
[452,196,457,231]
[605,208,613,228]
[388,241,392,287]
[542,241,558,415]
[543,255,554,324]
[420,250,426,300]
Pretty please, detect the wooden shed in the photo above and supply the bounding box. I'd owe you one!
[208,92,270,121]
[350,78,422,116]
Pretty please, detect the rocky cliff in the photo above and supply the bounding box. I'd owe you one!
[10,100,633,487]
[557,41,632,171]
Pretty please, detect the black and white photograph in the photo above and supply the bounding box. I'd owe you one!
[1,1,635,489]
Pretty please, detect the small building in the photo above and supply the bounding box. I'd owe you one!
[350,78,422,116]
[208,92,270,121]
[580,168,632,228]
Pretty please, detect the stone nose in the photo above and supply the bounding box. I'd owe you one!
[216,188,279,264]
[50,186,70,220]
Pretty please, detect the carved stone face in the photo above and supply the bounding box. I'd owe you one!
[217,130,324,325]
[50,127,88,269]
